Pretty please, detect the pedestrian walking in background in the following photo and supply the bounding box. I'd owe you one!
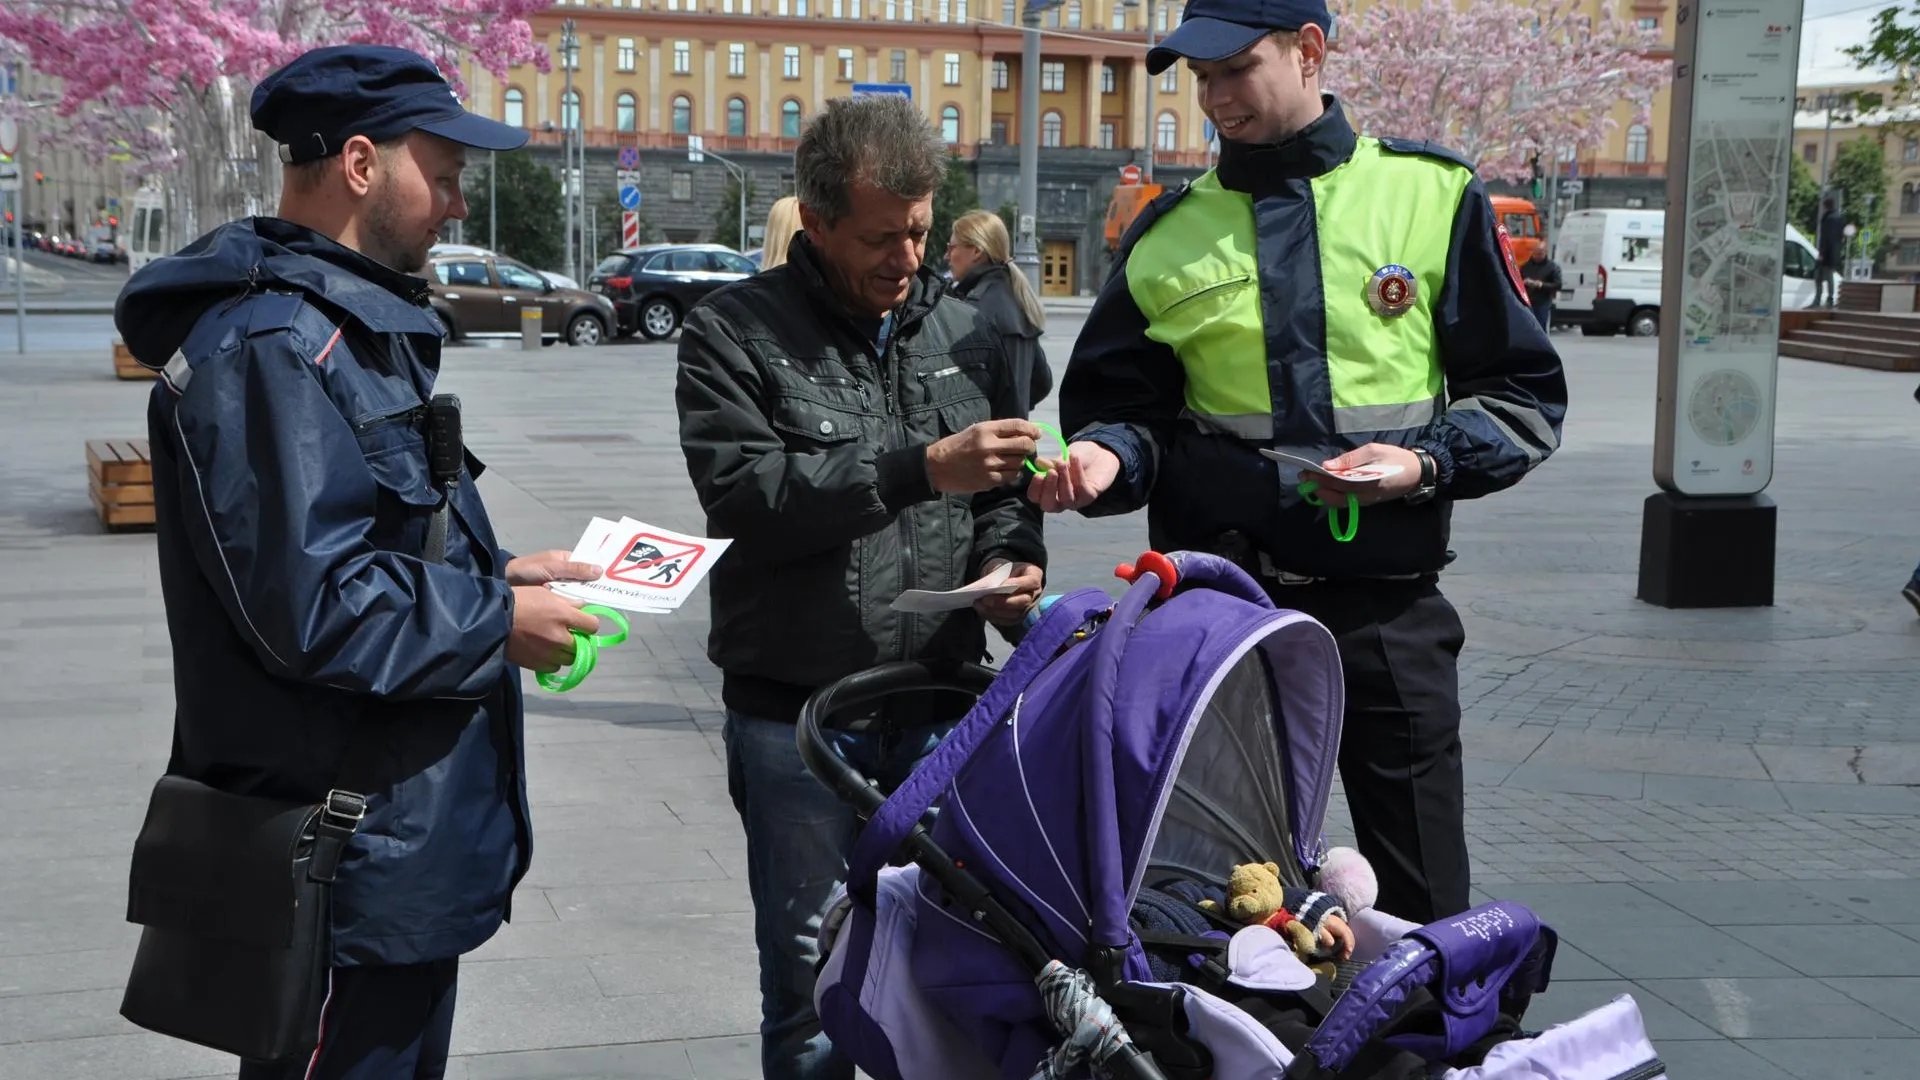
[946,208,1052,416]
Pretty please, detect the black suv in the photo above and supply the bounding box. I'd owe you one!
[588,243,757,340]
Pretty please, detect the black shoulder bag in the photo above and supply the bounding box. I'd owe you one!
[119,393,464,1063]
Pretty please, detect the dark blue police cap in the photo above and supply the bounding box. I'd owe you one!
[1146,0,1333,75]
[251,45,528,165]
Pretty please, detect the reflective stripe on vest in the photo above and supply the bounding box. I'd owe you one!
[1125,137,1470,444]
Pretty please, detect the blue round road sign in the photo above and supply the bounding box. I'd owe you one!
[619,185,642,210]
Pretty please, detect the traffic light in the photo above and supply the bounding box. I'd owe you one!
[33,170,43,185]
[107,215,119,227]
[1529,155,1544,200]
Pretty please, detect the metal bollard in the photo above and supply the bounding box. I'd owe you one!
[521,307,544,351]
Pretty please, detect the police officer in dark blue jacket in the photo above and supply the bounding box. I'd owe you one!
[115,45,606,1080]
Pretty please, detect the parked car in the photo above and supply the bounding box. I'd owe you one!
[587,243,757,340]
[427,243,578,289]
[425,251,615,347]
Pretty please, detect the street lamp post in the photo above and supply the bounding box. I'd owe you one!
[693,140,750,253]
[560,18,580,283]
[1013,1,1045,293]
[1122,0,1158,182]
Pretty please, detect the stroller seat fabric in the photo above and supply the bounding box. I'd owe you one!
[810,552,1668,1080]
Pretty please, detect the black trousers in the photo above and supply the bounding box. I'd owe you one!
[1258,577,1471,926]
[237,958,459,1080]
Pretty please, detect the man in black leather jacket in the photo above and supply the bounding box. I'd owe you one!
[674,94,1047,1080]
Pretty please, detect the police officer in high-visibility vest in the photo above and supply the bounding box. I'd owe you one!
[1028,0,1566,925]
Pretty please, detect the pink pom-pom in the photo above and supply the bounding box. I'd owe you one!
[1317,847,1378,915]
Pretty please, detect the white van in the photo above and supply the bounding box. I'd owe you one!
[1551,208,1832,338]
[126,186,170,274]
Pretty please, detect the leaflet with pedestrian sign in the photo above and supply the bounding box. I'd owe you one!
[551,517,730,614]
[1257,449,1404,485]
[889,562,1021,613]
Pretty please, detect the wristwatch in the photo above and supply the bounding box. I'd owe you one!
[1405,448,1438,505]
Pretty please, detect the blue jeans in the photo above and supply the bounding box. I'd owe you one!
[723,710,951,1080]
[1532,300,1553,333]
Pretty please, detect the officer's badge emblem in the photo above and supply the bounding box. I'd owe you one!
[1366,265,1417,317]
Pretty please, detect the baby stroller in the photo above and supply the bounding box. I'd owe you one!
[798,551,1667,1080]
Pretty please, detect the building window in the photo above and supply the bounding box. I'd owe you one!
[938,0,950,20]
[991,117,1009,143]
[1042,61,1065,92]
[560,89,580,130]
[1159,67,1176,93]
[672,94,693,134]
[1903,182,1919,215]
[672,172,694,201]
[1099,120,1115,148]
[852,0,863,16]
[1041,110,1063,147]
[673,41,692,75]
[941,105,961,143]
[726,43,744,77]
[992,60,1009,90]
[797,0,808,13]
[1156,6,1167,31]
[885,0,895,15]
[783,98,804,137]
[1899,238,1920,265]
[1625,123,1649,164]
[503,88,525,127]
[838,48,855,80]
[1156,111,1177,151]
[1003,0,1015,21]
[784,46,801,79]
[1110,3,1125,28]
[944,53,962,85]
[956,0,967,20]
[1802,142,1818,162]
[616,92,637,132]
[892,49,908,82]
[1906,138,1919,163]
[1066,0,1081,25]
[728,97,748,135]
[832,0,843,15]
[1636,15,1657,29]
[617,38,637,72]
[1101,63,1116,94]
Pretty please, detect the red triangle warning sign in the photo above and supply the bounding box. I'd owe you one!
[604,532,707,589]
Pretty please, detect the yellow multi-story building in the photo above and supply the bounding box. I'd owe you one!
[1793,80,1920,281]
[462,0,1680,291]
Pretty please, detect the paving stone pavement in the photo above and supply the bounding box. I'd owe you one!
[2,322,1917,1080]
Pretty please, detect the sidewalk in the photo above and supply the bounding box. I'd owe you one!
[1,335,1916,1079]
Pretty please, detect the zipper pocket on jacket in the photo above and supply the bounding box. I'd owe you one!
[352,405,426,436]
[1163,274,1252,316]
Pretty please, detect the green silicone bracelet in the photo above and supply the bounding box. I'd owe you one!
[535,605,631,693]
[1297,481,1360,543]
[1022,421,1071,477]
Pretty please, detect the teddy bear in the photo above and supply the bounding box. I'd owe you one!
[1200,861,1356,978]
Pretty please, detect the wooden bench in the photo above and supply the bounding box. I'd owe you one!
[87,439,156,530]
[113,338,157,381]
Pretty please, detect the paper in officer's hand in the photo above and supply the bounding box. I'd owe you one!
[548,517,731,615]
[889,563,1021,613]
[1258,448,1404,485]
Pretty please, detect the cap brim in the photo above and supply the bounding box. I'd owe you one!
[417,111,530,153]
[1146,17,1270,75]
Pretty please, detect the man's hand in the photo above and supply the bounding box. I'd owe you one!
[507,586,604,673]
[974,560,1044,627]
[1026,441,1121,512]
[1312,444,1424,504]
[506,550,604,587]
[926,419,1041,494]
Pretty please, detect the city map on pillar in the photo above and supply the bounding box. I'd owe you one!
[552,517,732,614]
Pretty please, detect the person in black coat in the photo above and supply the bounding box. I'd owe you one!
[1520,246,1563,333]
[1817,198,1846,307]
[945,209,1052,416]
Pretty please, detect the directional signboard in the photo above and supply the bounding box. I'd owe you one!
[619,185,641,210]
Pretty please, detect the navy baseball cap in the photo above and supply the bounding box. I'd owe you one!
[1146,0,1333,75]
[252,45,528,165]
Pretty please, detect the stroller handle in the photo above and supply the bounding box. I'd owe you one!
[796,659,998,817]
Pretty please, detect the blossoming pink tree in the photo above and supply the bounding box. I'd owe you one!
[1324,0,1671,184]
[0,0,551,240]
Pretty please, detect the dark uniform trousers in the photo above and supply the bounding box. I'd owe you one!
[1256,576,1471,926]
[237,959,459,1080]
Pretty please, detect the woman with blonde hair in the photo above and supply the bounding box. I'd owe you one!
[946,208,1051,415]
[758,195,802,270]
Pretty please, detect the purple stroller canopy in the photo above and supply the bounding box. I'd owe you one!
[844,553,1345,1077]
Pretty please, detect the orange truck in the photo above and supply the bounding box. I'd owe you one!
[1104,180,1163,251]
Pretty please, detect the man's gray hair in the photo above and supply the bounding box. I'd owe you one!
[795,95,948,226]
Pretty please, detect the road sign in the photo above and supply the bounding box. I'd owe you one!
[0,118,17,157]
[623,211,640,248]
[1561,179,1584,195]
[851,82,913,100]
[1843,223,1858,238]
[617,146,640,170]
[619,185,642,210]
[1119,164,1142,185]
[687,134,705,163]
